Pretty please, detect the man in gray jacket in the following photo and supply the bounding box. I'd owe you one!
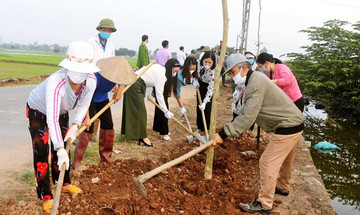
[213,53,304,214]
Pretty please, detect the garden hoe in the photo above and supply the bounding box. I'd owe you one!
[134,97,213,198]
[51,60,155,215]
[133,139,213,198]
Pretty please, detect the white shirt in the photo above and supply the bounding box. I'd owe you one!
[136,64,168,112]
[27,69,97,149]
[176,51,186,66]
[88,34,115,63]
[198,65,215,104]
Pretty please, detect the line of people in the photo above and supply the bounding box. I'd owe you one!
[26,17,304,214]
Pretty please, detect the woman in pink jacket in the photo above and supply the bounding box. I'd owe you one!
[256,53,304,112]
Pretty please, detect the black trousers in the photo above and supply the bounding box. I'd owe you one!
[294,96,304,113]
[85,99,113,134]
[27,104,71,200]
[196,80,212,131]
[153,93,169,135]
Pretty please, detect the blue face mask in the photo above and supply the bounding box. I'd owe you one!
[249,59,254,65]
[100,31,111,40]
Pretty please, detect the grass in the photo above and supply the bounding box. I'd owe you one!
[126,58,137,68]
[0,62,59,79]
[0,50,137,81]
[19,171,36,186]
[0,53,65,66]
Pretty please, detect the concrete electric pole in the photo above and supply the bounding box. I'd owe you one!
[239,0,251,54]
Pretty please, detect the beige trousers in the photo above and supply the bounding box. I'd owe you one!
[258,131,303,209]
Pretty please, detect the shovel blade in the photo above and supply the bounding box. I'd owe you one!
[198,135,208,146]
[186,135,194,143]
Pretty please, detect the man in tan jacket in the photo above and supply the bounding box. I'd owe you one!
[213,53,304,214]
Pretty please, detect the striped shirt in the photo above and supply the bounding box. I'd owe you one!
[27,68,97,149]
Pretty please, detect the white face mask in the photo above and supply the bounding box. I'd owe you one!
[172,72,177,77]
[260,63,270,75]
[232,69,246,86]
[68,71,89,84]
[189,70,195,75]
[203,65,211,70]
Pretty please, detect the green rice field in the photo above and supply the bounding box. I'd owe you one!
[0,62,59,79]
[0,50,137,80]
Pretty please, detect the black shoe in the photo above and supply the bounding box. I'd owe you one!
[275,187,289,196]
[239,200,271,214]
[138,138,153,147]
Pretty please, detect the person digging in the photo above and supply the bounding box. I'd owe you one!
[73,56,134,169]
[26,41,98,214]
[212,53,304,214]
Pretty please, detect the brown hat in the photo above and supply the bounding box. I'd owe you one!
[96,56,136,85]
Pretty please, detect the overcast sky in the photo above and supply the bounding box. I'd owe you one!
[1,0,359,58]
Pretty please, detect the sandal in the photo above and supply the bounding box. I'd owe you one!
[161,135,172,141]
[138,138,153,147]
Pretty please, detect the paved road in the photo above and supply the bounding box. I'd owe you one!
[0,84,188,196]
[0,85,124,195]
[0,85,36,195]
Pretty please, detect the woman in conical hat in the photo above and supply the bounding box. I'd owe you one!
[73,56,135,169]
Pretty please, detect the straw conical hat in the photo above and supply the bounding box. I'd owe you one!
[96,56,136,85]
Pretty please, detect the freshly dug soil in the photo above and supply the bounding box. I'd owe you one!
[59,132,262,215]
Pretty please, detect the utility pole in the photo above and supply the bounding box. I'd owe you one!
[257,0,262,55]
[239,0,251,54]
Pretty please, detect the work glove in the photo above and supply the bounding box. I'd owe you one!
[198,102,206,110]
[164,111,174,119]
[193,79,200,88]
[232,102,237,113]
[233,89,241,100]
[64,124,78,144]
[179,106,186,115]
[57,148,70,170]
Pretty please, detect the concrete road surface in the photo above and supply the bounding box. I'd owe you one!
[0,85,124,196]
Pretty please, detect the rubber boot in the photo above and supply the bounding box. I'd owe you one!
[73,132,92,169]
[99,129,114,163]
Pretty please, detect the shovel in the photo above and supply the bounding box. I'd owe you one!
[183,112,194,143]
[50,138,71,215]
[147,97,207,145]
[50,61,155,215]
[196,87,209,143]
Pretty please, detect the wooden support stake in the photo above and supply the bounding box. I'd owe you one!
[204,0,229,180]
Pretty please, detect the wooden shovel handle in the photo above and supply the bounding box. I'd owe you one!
[196,87,209,137]
[77,60,155,136]
[138,139,213,183]
[183,112,192,132]
[50,138,71,215]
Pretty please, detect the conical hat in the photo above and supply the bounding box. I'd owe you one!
[97,56,136,85]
